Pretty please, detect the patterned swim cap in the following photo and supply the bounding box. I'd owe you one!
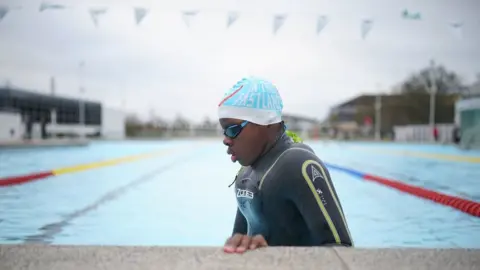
[217,77,283,125]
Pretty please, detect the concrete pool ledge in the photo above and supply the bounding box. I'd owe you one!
[0,245,479,270]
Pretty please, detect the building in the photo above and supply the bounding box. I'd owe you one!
[455,80,480,128]
[329,93,458,139]
[282,113,322,139]
[0,87,125,141]
[282,113,319,130]
[454,84,480,148]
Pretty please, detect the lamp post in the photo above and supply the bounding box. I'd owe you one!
[78,61,86,137]
[374,83,382,141]
[428,60,437,141]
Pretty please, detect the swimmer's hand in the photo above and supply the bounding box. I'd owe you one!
[223,233,268,253]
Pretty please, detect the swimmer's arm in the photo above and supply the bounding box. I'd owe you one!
[232,208,248,235]
[280,150,353,246]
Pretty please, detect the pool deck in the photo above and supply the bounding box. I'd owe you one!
[0,139,89,149]
[0,245,478,270]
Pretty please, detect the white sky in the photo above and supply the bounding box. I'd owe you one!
[0,0,479,123]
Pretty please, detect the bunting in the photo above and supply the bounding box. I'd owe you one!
[134,7,148,26]
[182,10,198,28]
[0,3,470,40]
[39,2,66,12]
[316,15,329,35]
[89,7,108,28]
[361,19,374,40]
[226,11,239,29]
[0,6,8,22]
[402,9,421,20]
[273,14,287,35]
[449,21,463,39]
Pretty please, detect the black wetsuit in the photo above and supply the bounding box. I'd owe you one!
[232,133,353,247]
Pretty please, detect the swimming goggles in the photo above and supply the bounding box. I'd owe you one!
[223,120,249,139]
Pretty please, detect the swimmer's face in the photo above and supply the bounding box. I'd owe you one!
[220,118,268,166]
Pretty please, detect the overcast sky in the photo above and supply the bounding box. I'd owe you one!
[0,0,479,122]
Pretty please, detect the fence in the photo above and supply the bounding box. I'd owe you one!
[393,124,455,143]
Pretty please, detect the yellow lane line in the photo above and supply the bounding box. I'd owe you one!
[51,143,210,176]
[350,147,480,163]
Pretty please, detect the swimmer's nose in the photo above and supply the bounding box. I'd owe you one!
[223,137,233,147]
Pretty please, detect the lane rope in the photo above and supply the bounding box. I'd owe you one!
[0,146,192,187]
[324,162,480,218]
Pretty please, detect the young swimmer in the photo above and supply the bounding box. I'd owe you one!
[218,77,353,253]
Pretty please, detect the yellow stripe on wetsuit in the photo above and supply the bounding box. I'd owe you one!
[301,159,353,245]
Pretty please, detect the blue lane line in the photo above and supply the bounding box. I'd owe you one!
[324,162,366,179]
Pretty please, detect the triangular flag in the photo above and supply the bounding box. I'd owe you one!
[227,11,239,29]
[182,11,198,28]
[89,7,108,28]
[0,6,9,22]
[39,2,66,12]
[273,14,287,35]
[402,9,421,20]
[449,21,463,39]
[361,19,374,40]
[134,7,148,25]
[316,15,329,35]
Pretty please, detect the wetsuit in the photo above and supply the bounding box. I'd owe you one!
[232,133,353,247]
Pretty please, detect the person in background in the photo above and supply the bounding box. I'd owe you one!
[217,77,353,254]
[452,126,461,144]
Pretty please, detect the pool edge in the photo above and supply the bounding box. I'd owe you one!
[0,244,478,270]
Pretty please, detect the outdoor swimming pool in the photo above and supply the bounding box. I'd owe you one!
[0,139,479,248]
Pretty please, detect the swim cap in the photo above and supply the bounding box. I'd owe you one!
[217,77,283,125]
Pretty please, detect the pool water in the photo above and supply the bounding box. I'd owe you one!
[0,140,479,248]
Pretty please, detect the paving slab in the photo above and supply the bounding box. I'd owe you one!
[1,245,479,270]
[333,247,480,270]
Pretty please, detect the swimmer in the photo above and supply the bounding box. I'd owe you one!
[218,77,353,253]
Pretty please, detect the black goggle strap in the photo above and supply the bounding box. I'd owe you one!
[228,166,244,188]
[228,174,237,188]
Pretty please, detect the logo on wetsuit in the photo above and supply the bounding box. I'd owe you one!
[306,163,327,206]
[235,177,268,236]
[237,189,254,199]
[311,165,323,182]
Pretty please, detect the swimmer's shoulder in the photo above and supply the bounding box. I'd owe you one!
[285,141,316,156]
[260,142,321,189]
[277,142,321,168]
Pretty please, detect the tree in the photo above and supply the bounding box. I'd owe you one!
[468,73,480,96]
[172,114,190,130]
[381,62,463,127]
[395,62,467,95]
[125,113,143,137]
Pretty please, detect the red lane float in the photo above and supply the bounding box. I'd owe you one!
[0,171,53,187]
[363,174,480,218]
[2,160,479,218]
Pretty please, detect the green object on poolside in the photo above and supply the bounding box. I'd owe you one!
[286,130,303,143]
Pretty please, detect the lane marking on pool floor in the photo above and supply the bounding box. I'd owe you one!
[0,142,210,187]
[347,147,480,163]
[324,162,480,218]
[21,146,208,244]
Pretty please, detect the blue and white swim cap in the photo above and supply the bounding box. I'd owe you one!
[217,77,284,125]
